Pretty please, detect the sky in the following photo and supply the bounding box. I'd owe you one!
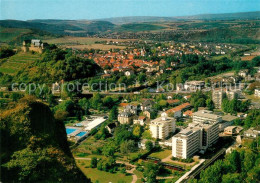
[0,0,259,20]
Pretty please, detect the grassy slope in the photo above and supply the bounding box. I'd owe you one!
[0,52,41,75]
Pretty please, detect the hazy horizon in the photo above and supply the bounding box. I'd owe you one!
[1,0,259,21]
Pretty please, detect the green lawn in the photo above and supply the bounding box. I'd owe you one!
[76,160,133,183]
[149,149,172,160]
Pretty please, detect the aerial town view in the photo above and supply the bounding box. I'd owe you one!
[0,0,260,183]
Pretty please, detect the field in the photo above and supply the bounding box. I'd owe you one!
[0,52,41,75]
[64,44,126,50]
[44,36,135,50]
[76,160,133,183]
[0,27,32,43]
[44,36,136,44]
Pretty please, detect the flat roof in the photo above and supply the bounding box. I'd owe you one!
[222,115,238,122]
[84,118,106,131]
[193,110,221,120]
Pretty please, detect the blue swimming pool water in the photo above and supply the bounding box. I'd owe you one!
[76,132,87,137]
[66,128,76,135]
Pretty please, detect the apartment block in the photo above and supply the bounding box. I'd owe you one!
[150,113,176,139]
[172,110,221,159]
[172,128,200,159]
[192,110,222,124]
[212,89,237,109]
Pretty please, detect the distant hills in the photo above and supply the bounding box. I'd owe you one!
[97,11,260,24]
[0,11,259,44]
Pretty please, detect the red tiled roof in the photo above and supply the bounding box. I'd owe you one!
[138,116,146,120]
[166,102,191,114]
[119,103,128,107]
[183,110,193,116]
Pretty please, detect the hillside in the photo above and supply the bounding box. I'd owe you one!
[0,52,41,75]
[97,11,260,24]
[0,96,90,182]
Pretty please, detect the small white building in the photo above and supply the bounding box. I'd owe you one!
[254,89,260,97]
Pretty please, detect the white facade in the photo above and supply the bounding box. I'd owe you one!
[172,128,200,159]
[193,110,222,124]
[150,114,176,139]
[255,89,260,97]
[172,110,221,159]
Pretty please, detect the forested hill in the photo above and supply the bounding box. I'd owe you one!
[14,47,101,84]
[0,96,90,182]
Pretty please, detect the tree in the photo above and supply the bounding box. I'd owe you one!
[102,142,116,157]
[54,109,69,121]
[145,141,154,151]
[103,96,113,108]
[90,157,98,168]
[200,160,223,183]
[143,163,159,183]
[120,140,136,154]
[0,47,15,59]
[109,106,118,121]
[225,150,241,173]
[97,157,116,172]
[222,173,241,183]
[90,93,102,109]
[133,125,142,138]
[206,99,214,111]
[78,98,90,115]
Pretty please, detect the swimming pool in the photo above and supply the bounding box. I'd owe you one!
[76,132,87,137]
[66,128,76,135]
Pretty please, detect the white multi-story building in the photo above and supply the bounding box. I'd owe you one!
[150,113,176,139]
[172,110,221,159]
[189,121,219,150]
[172,128,200,159]
[193,110,222,124]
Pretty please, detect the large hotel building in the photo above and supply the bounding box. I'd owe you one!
[172,110,221,159]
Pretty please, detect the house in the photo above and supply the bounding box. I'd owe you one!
[125,70,134,76]
[118,111,134,124]
[141,99,155,111]
[238,70,248,78]
[183,110,193,118]
[138,139,155,150]
[184,81,205,91]
[133,116,146,126]
[166,102,191,118]
[119,103,138,114]
[184,95,191,100]
[143,110,152,119]
[224,126,242,135]
[255,89,260,97]
[244,127,260,139]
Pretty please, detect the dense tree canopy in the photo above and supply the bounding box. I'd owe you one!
[0,96,89,182]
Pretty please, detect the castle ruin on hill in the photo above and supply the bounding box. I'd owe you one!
[22,39,46,53]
